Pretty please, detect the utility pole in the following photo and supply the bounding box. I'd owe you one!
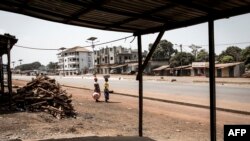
[180,44,183,76]
[189,44,202,59]
[18,59,22,65]
[59,47,66,77]
[18,59,22,75]
[175,44,183,76]
[86,37,98,75]
[12,61,15,69]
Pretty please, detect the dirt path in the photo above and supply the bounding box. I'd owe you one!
[0,80,249,141]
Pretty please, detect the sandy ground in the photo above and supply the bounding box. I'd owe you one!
[0,80,250,141]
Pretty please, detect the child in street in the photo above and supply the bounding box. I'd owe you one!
[93,77,101,102]
[104,77,109,102]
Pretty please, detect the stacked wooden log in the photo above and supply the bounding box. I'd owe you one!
[12,75,76,119]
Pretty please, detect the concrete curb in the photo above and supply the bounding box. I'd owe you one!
[62,85,250,116]
[193,80,250,85]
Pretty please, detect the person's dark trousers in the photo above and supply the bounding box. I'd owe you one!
[104,91,109,102]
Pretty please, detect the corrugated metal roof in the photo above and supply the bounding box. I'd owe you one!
[173,65,192,70]
[0,0,249,35]
[153,65,170,71]
[111,64,128,69]
[215,62,243,68]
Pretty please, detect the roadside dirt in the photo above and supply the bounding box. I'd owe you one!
[1,80,249,141]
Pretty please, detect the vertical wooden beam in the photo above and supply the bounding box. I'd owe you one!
[141,30,165,71]
[7,39,12,107]
[137,34,143,137]
[0,55,4,93]
[208,19,216,141]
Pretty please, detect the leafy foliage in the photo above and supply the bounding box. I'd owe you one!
[196,49,209,62]
[189,44,202,58]
[218,46,242,62]
[47,62,58,71]
[170,52,195,67]
[241,46,250,64]
[15,62,42,71]
[219,55,234,63]
[149,40,176,61]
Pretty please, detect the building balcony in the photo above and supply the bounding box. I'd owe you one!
[67,61,80,64]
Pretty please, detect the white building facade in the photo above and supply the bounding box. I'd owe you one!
[58,46,93,75]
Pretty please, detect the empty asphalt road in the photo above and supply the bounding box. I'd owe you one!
[13,75,250,111]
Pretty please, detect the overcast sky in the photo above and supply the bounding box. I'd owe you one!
[0,10,250,66]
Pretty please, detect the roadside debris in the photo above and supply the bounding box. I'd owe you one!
[171,79,177,82]
[12,75,76,119]
[242,71,250,78]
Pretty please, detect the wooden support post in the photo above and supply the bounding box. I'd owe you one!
[137,34,143,137]
[208,19,216,141]
[141,30,165,71]
[7,39,12,107]
[0,55,3,93]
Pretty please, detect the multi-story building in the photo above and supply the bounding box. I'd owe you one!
[58,46,93,75]
[94,46,147,74]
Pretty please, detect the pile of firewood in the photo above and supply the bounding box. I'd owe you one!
[12,75,76,119]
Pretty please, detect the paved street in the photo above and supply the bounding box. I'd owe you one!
[13,75,250,112]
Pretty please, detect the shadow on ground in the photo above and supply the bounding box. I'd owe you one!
[35,136,156,141]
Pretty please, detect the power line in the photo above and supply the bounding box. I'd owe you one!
[14,45,59,50]
[82,35,134,47]
[14,37,250,51]
[181,41,250,47]
[14,35,134,50]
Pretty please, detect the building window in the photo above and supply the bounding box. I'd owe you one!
[95,60,97,62]
[102,58,104,61]
[110,57,113,60]
[65,59,67,62]
[110,48,112,51]
[65,65,67,68]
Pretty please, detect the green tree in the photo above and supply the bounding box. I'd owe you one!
[225,46,242,61]
[218,46,242,63]
[220,55,234,63]
[241,46,250,64]
[189,44,202,59]
[46,62,58,72]
[149,40,176,62]
[15,62,42,71]
[169,52,195,67]
[196,49,209,62]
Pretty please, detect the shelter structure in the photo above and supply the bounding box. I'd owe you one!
[0,1,250,141]
[0,33,18,105]
[191,62,245,77]
[215,62,245,77]
[192,62,210,76]
[153,65,170,76]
